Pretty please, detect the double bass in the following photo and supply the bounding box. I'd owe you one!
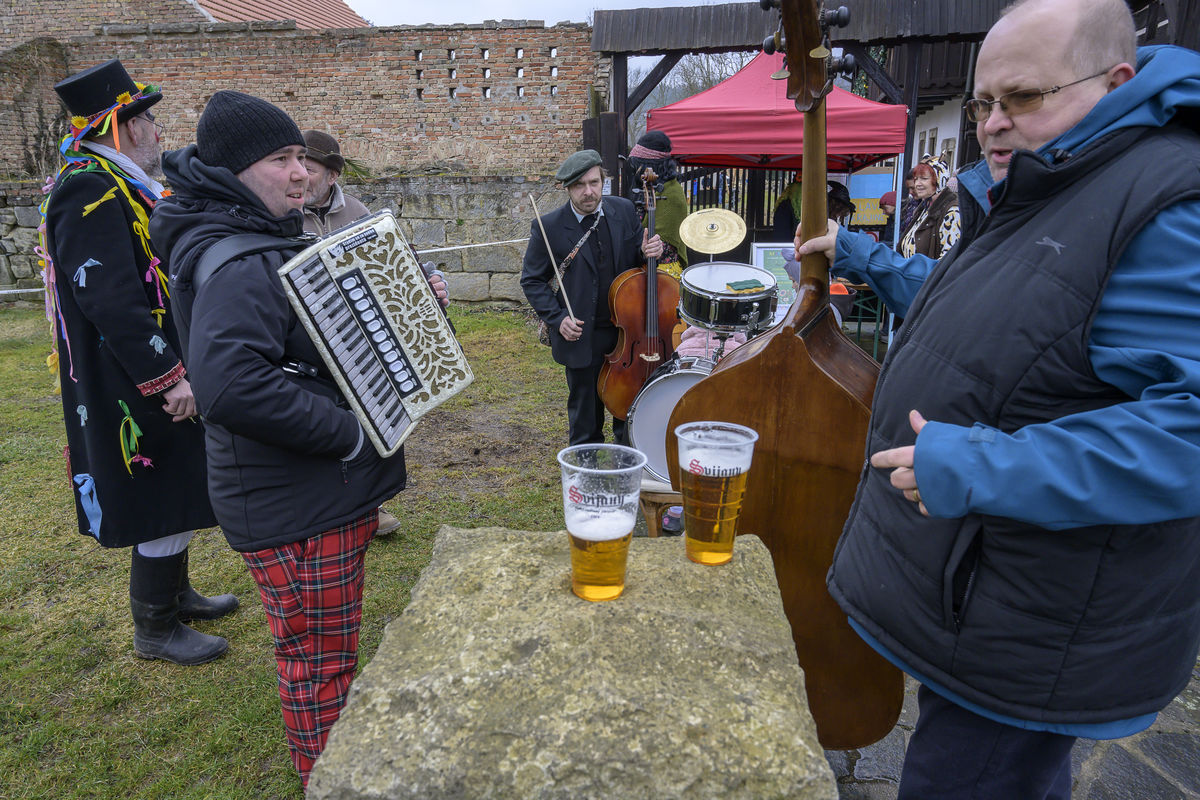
[665,0,904,749]
[597,168,680,421]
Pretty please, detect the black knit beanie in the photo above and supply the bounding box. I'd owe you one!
[197,90,304,174]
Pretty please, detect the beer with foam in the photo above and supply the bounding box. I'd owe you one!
[557,444,647,601]
[566,511,633,601]
[675,423,758,565]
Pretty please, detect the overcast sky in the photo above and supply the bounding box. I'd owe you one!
[346,0,723,27]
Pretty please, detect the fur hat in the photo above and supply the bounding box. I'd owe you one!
[197,91,304,175]
[302,129,345,173]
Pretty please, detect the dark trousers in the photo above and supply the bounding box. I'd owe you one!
[565,325,626,446]
[899,685,1075,800]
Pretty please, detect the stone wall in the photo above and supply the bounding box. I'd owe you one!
[0,180,49,293]
[0,175,558,302]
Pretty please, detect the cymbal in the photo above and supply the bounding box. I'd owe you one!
[679,208,747,254]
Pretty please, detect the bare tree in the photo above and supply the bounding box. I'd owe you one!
[627,51,754,144]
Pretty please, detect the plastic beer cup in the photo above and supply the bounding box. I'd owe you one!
[556,444,647,601]
[675,421,758,565]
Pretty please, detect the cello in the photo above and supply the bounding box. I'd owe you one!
[597,167,681,421]
[665,0,904,749]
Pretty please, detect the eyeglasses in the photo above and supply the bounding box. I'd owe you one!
[140,113,166,135]
[964,67,1113,123]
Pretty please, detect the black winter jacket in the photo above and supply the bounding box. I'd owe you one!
[150,145,406,551]
[828,125,1200,725]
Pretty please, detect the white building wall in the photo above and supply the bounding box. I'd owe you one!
[912,98,966,171]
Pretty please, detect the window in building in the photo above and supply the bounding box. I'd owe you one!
[517,86,525,97]
[482,48,490,59]
[550,66,558,78]
[415,50,423,61]
[516,67,524,78]
[483,87,492,99]
[516,47,524,58]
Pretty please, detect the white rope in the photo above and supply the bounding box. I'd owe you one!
[1,238,532,298]
[414,237,529,255]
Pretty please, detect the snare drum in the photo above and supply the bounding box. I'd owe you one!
[679,262,778,333]
[628,355,715,482]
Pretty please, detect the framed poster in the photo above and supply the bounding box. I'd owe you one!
[751,242,797,315]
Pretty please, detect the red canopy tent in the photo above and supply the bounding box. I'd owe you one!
[646,52,908,172]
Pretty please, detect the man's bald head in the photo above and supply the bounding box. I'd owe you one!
[974,0,1137,181]
[1000,0,1136,77]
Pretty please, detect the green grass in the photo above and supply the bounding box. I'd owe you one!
[0,303,569,799]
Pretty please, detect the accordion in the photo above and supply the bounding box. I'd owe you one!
[278,211,473,457]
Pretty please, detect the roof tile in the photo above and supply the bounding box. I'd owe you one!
[197,0,368,29]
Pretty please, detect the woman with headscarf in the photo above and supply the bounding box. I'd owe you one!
[900,156,960,260]
[628,131,688,280]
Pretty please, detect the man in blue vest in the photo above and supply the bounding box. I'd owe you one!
[797,0,1200,796]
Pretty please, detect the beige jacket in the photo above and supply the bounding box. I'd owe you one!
[301,182,370,236]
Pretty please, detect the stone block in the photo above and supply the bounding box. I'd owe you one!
[12,205,40,227]
[460,242,519,273]
[10,254,35,279]
[0,209,16,227]
[409,219,446,248]
[9,227,39,255]
[309,527,836,800]
[488,272,524,302]
[443,271,490,302]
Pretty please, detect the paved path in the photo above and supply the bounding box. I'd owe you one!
[828,662,1200,799]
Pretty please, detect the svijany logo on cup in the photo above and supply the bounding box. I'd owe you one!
[687,459,743,477]
[567,485,623,506]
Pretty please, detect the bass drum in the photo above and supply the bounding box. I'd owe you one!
[627,355,716,483]
[679,262,777,334]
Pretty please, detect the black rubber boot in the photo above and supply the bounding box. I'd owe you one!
[130,549,228,665]
[176,549,239,622]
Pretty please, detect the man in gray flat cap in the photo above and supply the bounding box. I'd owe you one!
[521,149,663,445]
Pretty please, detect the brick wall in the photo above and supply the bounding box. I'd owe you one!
[2,19,602,177]
[0,0,206,52]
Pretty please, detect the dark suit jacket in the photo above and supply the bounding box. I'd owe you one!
[521,195,645,368]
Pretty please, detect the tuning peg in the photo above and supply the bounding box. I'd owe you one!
[821,6,851,28]
[809,44,832,59]
[762,31,779,55]
[759,0,780,9]
[770,56,790,80]
[831,53,856,75]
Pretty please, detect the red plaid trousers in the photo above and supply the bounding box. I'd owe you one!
[242,510,377,787]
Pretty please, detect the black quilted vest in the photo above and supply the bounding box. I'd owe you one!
[828,124,1200,724]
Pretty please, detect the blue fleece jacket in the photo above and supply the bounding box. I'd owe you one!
[834,45,1200,532]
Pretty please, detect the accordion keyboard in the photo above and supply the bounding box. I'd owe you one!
[285,258,416,449]
[278,211,473,457]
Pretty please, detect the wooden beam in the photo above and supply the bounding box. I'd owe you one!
[841,42,903,104]
[627,52,684,112]
[611,55,629,195]
[903,43,922,165]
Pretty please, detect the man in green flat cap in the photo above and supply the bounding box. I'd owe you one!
[521,149,663,445]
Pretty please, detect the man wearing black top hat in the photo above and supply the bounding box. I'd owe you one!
[42,59,237,666]
[521,149,664,445]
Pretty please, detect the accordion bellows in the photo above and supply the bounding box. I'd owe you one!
[279,211,473,457]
